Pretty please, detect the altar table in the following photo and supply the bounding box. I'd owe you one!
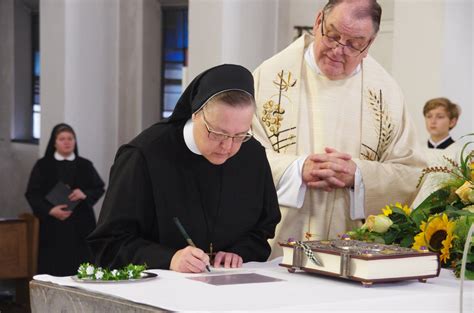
[31,258,473,312]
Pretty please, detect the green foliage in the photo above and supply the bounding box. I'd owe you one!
[411,187,452,225]
[458,133,474,181]
[347,135,474,279]
[345,228,384,243]
[77,263,147,280]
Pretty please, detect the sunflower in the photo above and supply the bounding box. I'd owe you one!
[412,214,456,263]
[395,202,412,215]
[470,161,474,181]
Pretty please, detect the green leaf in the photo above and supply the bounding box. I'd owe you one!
[412,187,452,225]
[467,254,474,263]
[400,236,414,248]
[382,230,398,245]
[458,135,474,180]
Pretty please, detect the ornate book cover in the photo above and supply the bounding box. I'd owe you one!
[279,239,440,286]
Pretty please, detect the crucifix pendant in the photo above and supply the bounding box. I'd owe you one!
[207,242,216,263]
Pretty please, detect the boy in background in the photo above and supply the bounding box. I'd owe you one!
[423,97,461,149]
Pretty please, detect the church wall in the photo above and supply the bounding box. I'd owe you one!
[392,1,472,145]
[187,0,280,81]
[0,0,39,218]
[440,0,473,141]
[39,0,162,218]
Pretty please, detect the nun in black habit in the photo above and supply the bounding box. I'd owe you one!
[88,64,281,273]
[25,123,105,276]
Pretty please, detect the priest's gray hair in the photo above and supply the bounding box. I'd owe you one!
[323,0,382,34]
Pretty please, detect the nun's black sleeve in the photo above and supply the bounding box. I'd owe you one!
[224,155,281,262]
[25,161,54,220]
[88,147,177,269]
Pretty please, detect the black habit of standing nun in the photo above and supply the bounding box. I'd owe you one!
[25,123,105,276]
[88,64,281,272]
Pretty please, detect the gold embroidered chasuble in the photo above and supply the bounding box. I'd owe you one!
[252,35,426,258]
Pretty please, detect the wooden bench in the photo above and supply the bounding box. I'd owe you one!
[0,213,39,309]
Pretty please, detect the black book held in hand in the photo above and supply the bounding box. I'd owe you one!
[45,181,80,212]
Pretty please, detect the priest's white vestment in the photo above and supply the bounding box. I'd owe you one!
[252,35,426,258]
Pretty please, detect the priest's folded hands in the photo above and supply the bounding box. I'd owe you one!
[303,147,357,192]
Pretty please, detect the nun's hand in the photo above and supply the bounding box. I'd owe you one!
[49,204,72,221]
[170,246,210,273]
[69,188,87,201]
[213,251,243,268]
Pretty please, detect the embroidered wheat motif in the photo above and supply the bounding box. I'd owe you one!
[361,89,394,161]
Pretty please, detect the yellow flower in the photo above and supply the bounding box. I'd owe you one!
[395,202,412,215]
[455,181,474,204]
[382,205,392,216]
[412,214,456,263]
[470,162,474,180]
[362,214,393,233]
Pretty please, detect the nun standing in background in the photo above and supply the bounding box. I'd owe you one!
[25,123,105,276]
[88,64,281,273]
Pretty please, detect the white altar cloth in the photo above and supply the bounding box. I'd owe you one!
[33,258,473,312]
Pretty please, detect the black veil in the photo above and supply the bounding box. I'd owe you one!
[44,123,79,159]
[165,64,254,123]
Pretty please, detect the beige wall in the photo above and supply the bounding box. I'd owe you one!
[0,0,162,218]
[392,0,473,144]
[188,0,280,80]
[41,0,162,217]
[0,0,39,218]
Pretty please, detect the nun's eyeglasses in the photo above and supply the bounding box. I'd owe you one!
[201,110,253,144]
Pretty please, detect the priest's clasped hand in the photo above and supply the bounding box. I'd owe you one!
[303,147,356,192]
[170,246,211,273]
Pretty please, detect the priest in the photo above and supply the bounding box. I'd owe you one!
[88,64,281,273]
[251,0,425,258]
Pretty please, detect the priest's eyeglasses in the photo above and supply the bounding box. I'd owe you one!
[320,13,372,57]
[201,111,253,144]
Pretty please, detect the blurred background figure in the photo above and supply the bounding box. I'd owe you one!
[423,97,461,149]
[25,123,105,276]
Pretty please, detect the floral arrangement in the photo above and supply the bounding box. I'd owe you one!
[348,135,474,279]
[77,263,147,281]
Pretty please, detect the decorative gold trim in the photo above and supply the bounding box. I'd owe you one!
[261,70,297,153]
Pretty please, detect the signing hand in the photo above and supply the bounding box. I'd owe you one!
[213,251,243,269]
[69,188,87,201]
[49,204,72,221]
[170,246,210,273]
